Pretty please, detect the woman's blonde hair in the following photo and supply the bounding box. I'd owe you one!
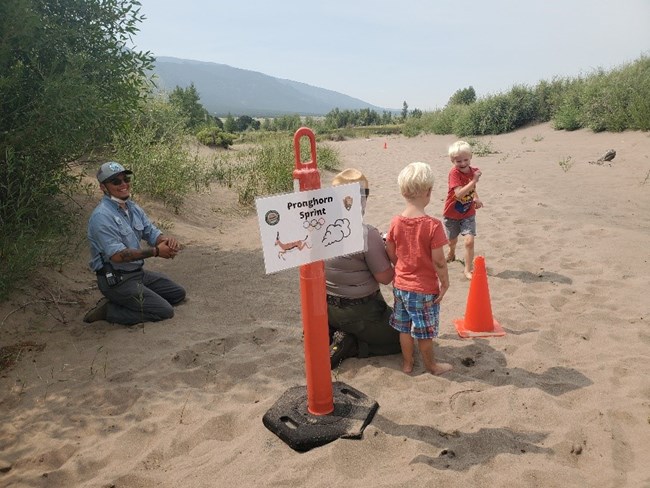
[332,168,368,189]
[397,162,434,199]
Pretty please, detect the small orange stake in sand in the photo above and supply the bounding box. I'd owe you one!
[454,256,505,338]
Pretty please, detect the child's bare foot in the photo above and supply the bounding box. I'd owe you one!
[464,270,473,280]
[446,251,455,263]
[402,359,414,374]
[427,362,453,376]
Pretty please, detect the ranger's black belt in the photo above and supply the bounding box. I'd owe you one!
[326,290,379,308]
[96,267,142,276]
[120,268,143,274]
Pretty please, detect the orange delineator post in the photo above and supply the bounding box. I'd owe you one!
[293,127,334,415]
[454,256,506,338]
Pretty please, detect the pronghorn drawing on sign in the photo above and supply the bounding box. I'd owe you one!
[275,231,311,259]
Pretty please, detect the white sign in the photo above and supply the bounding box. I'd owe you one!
[256,183,364,274]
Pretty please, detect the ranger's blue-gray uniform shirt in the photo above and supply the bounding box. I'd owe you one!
[88,195,162,273]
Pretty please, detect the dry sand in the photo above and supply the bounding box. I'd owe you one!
[1,123,649,487]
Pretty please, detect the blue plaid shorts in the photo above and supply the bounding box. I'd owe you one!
[389,287,440,339]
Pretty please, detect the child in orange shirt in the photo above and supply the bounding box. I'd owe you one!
[385,162,452,375]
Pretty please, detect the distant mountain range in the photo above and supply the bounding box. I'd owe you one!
[150,56,392,117]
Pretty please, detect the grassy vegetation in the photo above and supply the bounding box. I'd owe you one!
[558,156,574,173]
[111,99,214,213]
[402,56,650,137]
[211,136,341,205]
[316,125,402,140]
[466,138,497,157]
[0,151,85,300]
[236,125,402,145]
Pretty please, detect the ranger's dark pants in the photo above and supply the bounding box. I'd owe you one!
[97,269,186,326]
[328,293,400,358]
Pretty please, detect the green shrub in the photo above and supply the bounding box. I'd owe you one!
[534,77,576,122]
[402,118,425,137]
[503,85,539,128]
[553,103,583,131]
[196,127,234,148]
[533,80,555,122]
[452,104,480,137]
[416,56,650,136]
[626,57,650,130]
[552,85,583,131]
[447,86,476,106]
[548,56,650,132]
[401,105,473,136]
[0,151,80,300]
[211,135,341,205]
[474,97,511,134]
[432,105,467,134]
[580,71,618,132]
[579,60,650,132]
[0,0,154,300]
[629,78,650,130]
[456,85,539,135]
[466,137,497,156]
[136,94,189,140]
[112,102,213,212]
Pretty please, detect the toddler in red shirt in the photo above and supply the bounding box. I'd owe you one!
[443,141,483,280]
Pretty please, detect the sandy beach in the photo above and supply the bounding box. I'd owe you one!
[1,122,649,487]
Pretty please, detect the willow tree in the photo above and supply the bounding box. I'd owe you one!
[0,0,154,299]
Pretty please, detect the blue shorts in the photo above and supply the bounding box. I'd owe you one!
[443,215,476,240]
[389,288,440,339]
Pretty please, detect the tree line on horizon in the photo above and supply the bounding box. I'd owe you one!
[169,55,650,143]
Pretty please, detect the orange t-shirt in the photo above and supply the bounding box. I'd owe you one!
[386,215,448,294]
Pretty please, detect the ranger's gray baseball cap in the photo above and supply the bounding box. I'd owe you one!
[96,161,133,183]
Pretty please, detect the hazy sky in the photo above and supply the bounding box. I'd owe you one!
[133,0,649,111]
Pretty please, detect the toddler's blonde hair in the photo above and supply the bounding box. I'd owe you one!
[397,162,434,199]
[448,140,472,159]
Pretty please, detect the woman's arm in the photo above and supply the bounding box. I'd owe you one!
[373,264,394,285]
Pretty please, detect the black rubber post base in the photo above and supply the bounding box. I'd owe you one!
[262,381,379,452]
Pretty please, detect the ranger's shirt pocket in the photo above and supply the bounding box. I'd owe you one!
[131,215,145,240]
[114,215,143,241]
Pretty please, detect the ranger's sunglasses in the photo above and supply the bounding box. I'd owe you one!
[107,176,131,185]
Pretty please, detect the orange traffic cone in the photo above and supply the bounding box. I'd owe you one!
[454,256,505,338]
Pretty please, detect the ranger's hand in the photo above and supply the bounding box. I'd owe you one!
[158,240,179,259]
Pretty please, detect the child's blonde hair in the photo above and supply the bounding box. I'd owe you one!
[397,162,434,199]
[448,140,472,159]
